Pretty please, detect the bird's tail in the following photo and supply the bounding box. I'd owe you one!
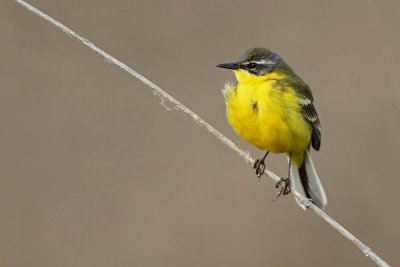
[289,150,327,210]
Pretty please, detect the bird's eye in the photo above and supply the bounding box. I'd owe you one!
[247,62,258,69]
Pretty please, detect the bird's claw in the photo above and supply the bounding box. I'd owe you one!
[273,178,291,201]
[253,159,265,180]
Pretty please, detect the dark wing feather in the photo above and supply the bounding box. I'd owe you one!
[301,101,321,151]
[285,77,321,151]
[281,76,321,151]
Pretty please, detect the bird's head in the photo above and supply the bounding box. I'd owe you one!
[217,48,289,82]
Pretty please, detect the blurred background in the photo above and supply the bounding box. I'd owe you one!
[2,0,400,266]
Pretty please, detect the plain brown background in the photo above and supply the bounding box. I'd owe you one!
[2,0,400,266]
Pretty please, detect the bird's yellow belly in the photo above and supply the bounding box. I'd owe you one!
[226,83,311,155]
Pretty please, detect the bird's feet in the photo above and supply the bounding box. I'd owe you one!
[253,158,266,179]
[273,177,291,201]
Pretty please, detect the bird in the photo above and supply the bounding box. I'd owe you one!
[217,47,327,209]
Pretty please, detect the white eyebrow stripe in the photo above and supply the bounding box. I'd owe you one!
[253,59,274,65]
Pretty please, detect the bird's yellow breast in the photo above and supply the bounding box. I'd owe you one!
[224,70,311,165]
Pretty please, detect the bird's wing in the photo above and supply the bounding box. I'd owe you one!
[300,98,321,151]
[289,78,321,151]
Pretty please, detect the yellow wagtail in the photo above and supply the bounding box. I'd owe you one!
[217,48,327,209]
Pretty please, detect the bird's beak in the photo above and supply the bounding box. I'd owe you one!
[216,62,240,70]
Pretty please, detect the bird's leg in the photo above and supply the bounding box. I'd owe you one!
[274,152,292,201]
[253,151,269,179]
